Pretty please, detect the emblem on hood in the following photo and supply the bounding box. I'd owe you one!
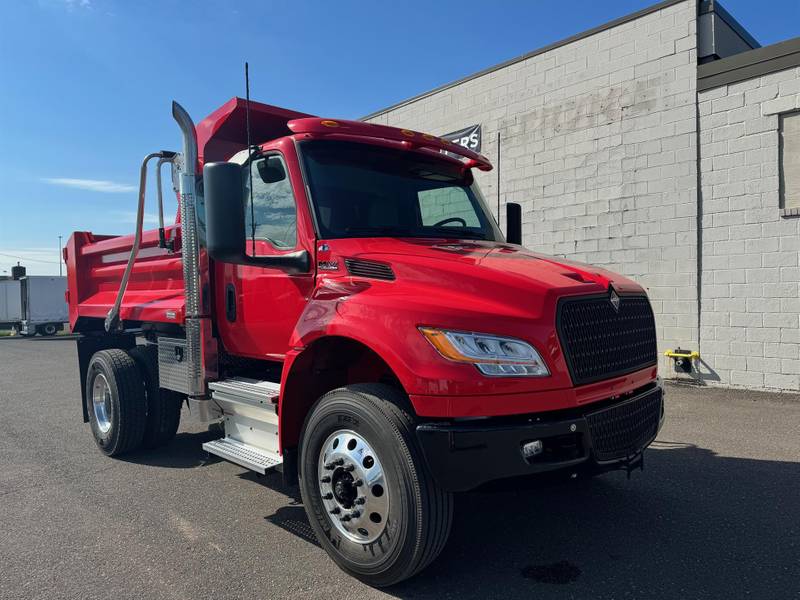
[609,287,621,312]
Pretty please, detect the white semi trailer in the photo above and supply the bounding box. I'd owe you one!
[0,276,67,336]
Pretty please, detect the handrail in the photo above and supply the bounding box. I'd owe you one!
[104,151,172,332]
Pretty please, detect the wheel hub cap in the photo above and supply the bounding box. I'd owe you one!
[332,472,357,507]
[318,429,388,544]
[91,373,112,434]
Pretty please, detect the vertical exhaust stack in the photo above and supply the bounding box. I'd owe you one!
[172,101,215,402]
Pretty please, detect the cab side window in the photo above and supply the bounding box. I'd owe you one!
[244,155,297,249]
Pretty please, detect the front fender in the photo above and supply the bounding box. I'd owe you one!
[286,278,575,399]
[285,279,422,395]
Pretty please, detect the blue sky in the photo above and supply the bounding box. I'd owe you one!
[1,0,798,275]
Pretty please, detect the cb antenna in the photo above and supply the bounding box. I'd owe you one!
[245,62,256,255]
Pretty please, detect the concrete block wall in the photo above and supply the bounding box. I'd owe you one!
[367,0,700,374]
[698,67,800,390]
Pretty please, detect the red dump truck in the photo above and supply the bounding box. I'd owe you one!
[64,98,663,586]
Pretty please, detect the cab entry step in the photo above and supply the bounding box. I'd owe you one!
[208,377,281,406]
[203,437,283,474]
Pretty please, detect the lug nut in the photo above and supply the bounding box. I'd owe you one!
[322,492,333,500]
[343,464,355,472]
[349,511,361,519]
[320,476,331,483]
[341,515,352,522]
[353,479,363,487]
[324,458,344,470]
[329,507,341,515]
[355,497,366,505]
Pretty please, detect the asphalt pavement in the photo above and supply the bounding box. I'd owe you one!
[1,337,798,599]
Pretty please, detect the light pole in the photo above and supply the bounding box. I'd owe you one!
[58,235,62,276]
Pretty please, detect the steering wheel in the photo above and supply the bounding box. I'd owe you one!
[431,217,467,227]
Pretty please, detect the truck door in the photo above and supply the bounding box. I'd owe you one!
[214,148,316,361]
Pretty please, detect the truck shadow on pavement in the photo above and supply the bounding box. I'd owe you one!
[119,429,224,469]
[258,440,800,599]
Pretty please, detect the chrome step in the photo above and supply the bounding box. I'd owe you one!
[202,437,283,474]
[209,377,280,407]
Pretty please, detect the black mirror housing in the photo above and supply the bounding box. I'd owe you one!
[204,162,247,262]
[506,202,522,245]
[202,161,310,273]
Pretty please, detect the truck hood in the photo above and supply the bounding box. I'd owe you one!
[321,238,645,320]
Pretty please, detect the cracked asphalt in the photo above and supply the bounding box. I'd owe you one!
[1,337,798,599]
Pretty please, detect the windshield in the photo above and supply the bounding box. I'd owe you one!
[299,140,503,241]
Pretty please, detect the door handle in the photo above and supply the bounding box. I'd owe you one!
[225,283,237,322]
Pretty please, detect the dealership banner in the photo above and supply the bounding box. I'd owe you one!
[442,124,482,153]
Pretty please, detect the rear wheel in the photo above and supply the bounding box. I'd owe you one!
[40,323,58,336]
[129,345,183,449]
[299,384,453,587]
[85,349,147,456]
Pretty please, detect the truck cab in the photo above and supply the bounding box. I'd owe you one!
[65,98,662,587]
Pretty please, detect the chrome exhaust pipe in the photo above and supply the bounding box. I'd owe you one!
[172,101,214,400]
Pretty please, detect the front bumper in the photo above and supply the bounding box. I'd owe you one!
[415,382,664,492]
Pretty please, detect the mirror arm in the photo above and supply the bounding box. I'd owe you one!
[232,249,311,274]
[156,151,178,251]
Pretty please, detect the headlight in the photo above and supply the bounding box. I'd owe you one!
[418,327,549,377]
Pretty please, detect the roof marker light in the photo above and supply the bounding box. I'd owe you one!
[320,120,340,127]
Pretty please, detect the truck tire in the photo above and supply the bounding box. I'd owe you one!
[299,383,453,587]
[40,323,58,336]
[85,349,147,456]
[129,345,183,449]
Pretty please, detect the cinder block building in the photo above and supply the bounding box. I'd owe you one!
[364,0,800,391]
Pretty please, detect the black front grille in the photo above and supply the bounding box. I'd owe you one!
[557,293,657,385]
[344,258,395,281]
[586,387,662,461]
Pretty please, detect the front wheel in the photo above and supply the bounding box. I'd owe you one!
[299,384,453,587]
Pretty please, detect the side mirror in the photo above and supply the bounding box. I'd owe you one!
[203,161,310,272]
[204,162,247,262]
[506,202,522,245]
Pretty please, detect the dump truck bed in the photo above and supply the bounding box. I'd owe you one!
[64,226,186,329]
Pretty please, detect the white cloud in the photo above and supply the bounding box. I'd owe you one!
[42,177,138,194]
[61,0,91,8]
[43,178,137,194]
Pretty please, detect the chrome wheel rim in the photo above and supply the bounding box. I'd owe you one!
[317,429,388,544]
[92,373,113,434]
